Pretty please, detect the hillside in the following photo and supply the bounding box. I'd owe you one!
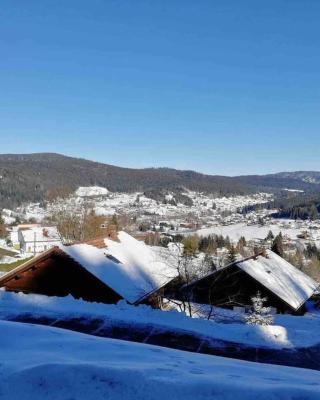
[0,153,250,208]
[236,171,320,192]
[0,153,319,209]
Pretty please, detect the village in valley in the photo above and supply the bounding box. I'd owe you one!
[1,179,320,399]
[1,185,320,361]
[2,185,320,272]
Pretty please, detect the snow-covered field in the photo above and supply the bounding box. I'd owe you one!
[196,221,320,245]
[1,291,320,350]
[1,319,320,400]
[196,222,298,241]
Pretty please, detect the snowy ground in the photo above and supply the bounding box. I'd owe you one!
[195,220,320,247]
[196,222,300,241]
[0,248,32,267]
[1,291,320,350]
[0,253,30,265]
[1,319,320,400]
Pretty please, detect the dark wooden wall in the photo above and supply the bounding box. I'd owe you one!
[179,266,302,314]
[3,252,123,304]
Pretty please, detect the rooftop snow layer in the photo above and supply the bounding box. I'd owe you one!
[236,250,319,310]
[20,227,61,243]
[61,232,178,304]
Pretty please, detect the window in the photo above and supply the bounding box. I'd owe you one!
[105,254,121,264]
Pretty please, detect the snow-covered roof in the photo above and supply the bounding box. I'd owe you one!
[20,227,61,243]
[60,232,178,304]
[235,250,319,310]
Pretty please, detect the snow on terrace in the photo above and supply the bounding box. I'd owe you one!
[2,290,320,350]
[2,320,320,400]
[236,250,319,311]
[60,232,178,304]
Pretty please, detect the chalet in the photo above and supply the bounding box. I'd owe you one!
[180,250,319,315]
[10,224,41,250]
[0,231,178,307]
[18,227,62,254]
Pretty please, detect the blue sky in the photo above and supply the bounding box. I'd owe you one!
[0,1,319,175]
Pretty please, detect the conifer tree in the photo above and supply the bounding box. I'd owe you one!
[310,204,319,221]
[271,232,284,257]
[238,236,246,248]
[266,230,274,242]
[0,213,7,238]
[245,291,273,326]
[226,244,237,264]
[182,235,199,257]
[111,214,120,231]
[236,236,246,256]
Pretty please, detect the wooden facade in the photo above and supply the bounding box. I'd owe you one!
[0,246,172,308]
[180,265,306,315]
[0,247,122,304]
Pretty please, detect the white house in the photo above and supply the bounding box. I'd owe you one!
[19,227,62,254]
[9,228,20,250]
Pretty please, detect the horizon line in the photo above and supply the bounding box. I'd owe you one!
[0,151,319,178]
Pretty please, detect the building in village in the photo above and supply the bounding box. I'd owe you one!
[18,227,62,254]
[9,224,41,250]
[180,250,319,315]
[0,232,178,307]
[9,229,20,250]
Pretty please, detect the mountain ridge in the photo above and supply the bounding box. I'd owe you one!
[1,152,319,177]
[0,153,319,209]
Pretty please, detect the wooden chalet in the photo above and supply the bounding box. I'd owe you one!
[180,250,319,315]
[0,232,178,307]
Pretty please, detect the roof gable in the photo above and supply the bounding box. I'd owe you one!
[60,232,178,304]
[235,250,319,310]
[20,227,61,243]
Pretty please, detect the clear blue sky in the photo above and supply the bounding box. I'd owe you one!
[0,1,319,175]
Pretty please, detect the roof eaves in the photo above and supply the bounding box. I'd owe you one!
[0,247,58,286]
[133,276,177,305]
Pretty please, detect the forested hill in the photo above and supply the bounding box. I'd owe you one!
[0,153,319,209]
[0,153,249,208]
[235,172,320,192]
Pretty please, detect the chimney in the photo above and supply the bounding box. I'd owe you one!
[107,225,119,241]
[42,228,49,238]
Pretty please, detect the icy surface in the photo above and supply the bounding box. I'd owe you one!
[1,319,320,400]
